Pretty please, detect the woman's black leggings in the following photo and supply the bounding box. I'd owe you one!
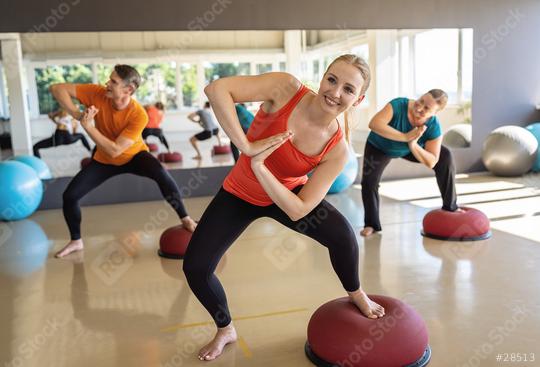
[361,142,458,232]
[183,186,360,328]
[33,130,92,158]
[142,128,170,150]
[63,151,188,240]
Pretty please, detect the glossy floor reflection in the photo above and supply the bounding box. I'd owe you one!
[1,174,539,367]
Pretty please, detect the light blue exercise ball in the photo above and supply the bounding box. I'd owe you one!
[10,155,52,179]
[526,122,540,172]
[0,161,44,221]
[0,220,50,277]
[328,148,359,194]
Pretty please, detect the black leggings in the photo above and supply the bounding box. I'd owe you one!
[63,151,188,240]
[142,128,170,150]
[33,130,92,158]
[183,186,360,328]
[361,142,458,232]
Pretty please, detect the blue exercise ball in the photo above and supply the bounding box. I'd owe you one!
[328,148,358,194]
[0,220,50,277]
[10,155,52,179]
[526,122,540,172]
[0,161,43,221]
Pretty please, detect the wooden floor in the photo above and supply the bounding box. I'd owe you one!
[1,173,539,366]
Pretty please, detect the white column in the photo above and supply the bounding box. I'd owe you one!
[1,38,32,155]
[0,62,8,117]
[367,30,399,115]
[26,65,40,118]
[175,63,184,109]
[196,61,206,107]
[284,30,302,77]
[272,61,279,72]
[91,62,98,84]
[457,29,463,104]
[250,62,257,76]
[409,35,416,96]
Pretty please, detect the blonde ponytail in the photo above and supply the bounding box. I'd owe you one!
[344,109,351,143]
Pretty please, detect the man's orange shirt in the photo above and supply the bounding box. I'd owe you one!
[76,84,148,165]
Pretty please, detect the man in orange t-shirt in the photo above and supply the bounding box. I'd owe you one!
[49,64,197,258]
[142,101,171,151]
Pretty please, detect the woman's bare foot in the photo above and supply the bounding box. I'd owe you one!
[360,226,375,237]
[181,216,198,232]
[348,288,385,319]
[55,239,84,258]
[198,324,237,361]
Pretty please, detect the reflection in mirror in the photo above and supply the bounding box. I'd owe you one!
[0,29,472,178]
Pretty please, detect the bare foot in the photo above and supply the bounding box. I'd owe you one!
[348,288,385,319]
[360,227,375,237]
[198,324,237,361]
[181,216,198,232]
[192,155,202,160]
[55,239,84,258]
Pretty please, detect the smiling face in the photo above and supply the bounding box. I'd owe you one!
[410,93,441,126]
[105,71,134,99]
[318,60,366,116]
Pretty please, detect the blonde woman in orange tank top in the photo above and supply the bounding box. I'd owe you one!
[183,55,385,361]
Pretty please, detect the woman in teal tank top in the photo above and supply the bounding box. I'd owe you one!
[360,89,459,236]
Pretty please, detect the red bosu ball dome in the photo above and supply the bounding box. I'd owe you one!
[158,152,183,163]
[212,145,232,155]
[305,295,431,367]
[148,143,159,152]
[158,225,193,259]
[422,207,491,241]
[80,157,92,169]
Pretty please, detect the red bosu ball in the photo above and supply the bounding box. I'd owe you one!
[158,225,193,259]
[305,295,431,367]
[422,207,491,241]
[158,152,183,163]
[148,143,159,152]
[212,145,232,155]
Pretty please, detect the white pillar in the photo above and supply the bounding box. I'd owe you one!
[367,30,399,116]
[26,65,40,118]
[91,62,98,84]
[0,62,8,117]
[457,29,463,104]
[272,61,279,72]
[175,63,184,109]
[284,30,302,77]
[250,62,257,76]
[196,61,206,108]
[1,38,32,155]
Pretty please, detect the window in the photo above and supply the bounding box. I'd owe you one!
[180,63,197,107]
[256,63,272,74]
[97,64,113,84]
[461,29,473,101]
[414,29,459,102]
[351,44,369,61]
[204,62,250,83]
[133,63,177,109]
[35,64,92,114]
[399,28,473,103]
